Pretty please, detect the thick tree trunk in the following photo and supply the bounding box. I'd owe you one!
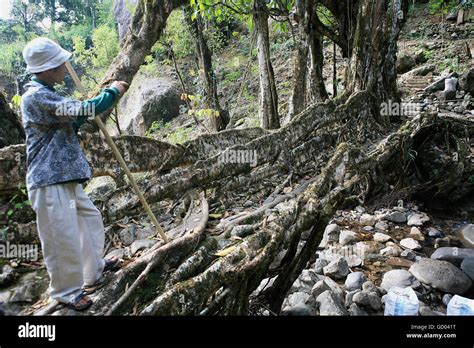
[185,9,229,131]
[308,8,328,103]
[345,0,409,114]
[254,0,280,130]
[287,0,309,119]
[95,0,187,104]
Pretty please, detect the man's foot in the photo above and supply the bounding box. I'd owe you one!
[67,292,92,311]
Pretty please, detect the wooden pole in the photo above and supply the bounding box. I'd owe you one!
[64,61,169,243]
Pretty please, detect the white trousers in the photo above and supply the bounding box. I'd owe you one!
[28,182,105,304]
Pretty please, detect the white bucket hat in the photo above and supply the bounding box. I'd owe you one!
[23,37,72,73]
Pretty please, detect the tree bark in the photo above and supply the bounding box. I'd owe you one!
[307,10,328,103]
[95,0,187,98]
[345,0,409,115]
[287,0,309,119]
[254,0,280,130]
[185,9,229,131]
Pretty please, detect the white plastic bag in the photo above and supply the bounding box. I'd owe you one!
[384,286,419,316]
[447,295,474,316]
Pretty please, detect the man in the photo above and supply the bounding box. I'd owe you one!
[21,37,129,311]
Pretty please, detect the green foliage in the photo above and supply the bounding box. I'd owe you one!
[0,185,31,224]
[9,94,22,113]
[145,120,193,145]
[225,69,242,82]
[90,25,119,68]
[71,24,119,90]
[428,0,458,14]
[153,10,195,60]
[166,126,193,144]
[438,58,459,73]
[0,40,25,76]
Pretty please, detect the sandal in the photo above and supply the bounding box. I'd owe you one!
[67,292,92,311]
[103,256,121,272]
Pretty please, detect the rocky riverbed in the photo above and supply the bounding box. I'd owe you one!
[254,202,474,316]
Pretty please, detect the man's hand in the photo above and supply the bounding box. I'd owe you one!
[111,81,129,97]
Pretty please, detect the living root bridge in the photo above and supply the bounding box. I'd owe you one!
[49,91,473,316]
[0,127,267,194]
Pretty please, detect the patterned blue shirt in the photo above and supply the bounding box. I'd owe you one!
[21,79,119,191]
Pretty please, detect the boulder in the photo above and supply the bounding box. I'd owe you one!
[360,214,376,226]
[323,256,350,280]
[345,272,367,291]
[353,291,382,311]
[111,76,184,136]
[380,269,420,292]
[348,303,369,316]
[319,224,340,248]
[430,247,474,266]
[315,290,348,316]
[396,54,416,74]
[461,224,474,247]
[460,257,474,281]
[384,211,407,224]
[339,230,358,245]
[409,258,472,295]
[404,64,435,77]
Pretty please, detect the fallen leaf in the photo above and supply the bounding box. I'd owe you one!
[283,186,293,194]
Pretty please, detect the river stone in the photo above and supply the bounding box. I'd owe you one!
[400,238,422,250]
[323,256,350,280]
[375,221,389,231]
[316,290,348,316]
[381,269,421,292]
[460,257,474,280]
[360,214,376,226]
[353,291,383,311]
[319,224,340,248]
[281,303,315,316]
[461,224,474,247]
[409,258,472,294]
[345,272,367,291]
[385,211,407,224]
[0,265,15,286]
[339,230,358,245]
[430,247,474,266]
[348,303,369,316]
[407,212,430,226]
[374,233,391,243]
